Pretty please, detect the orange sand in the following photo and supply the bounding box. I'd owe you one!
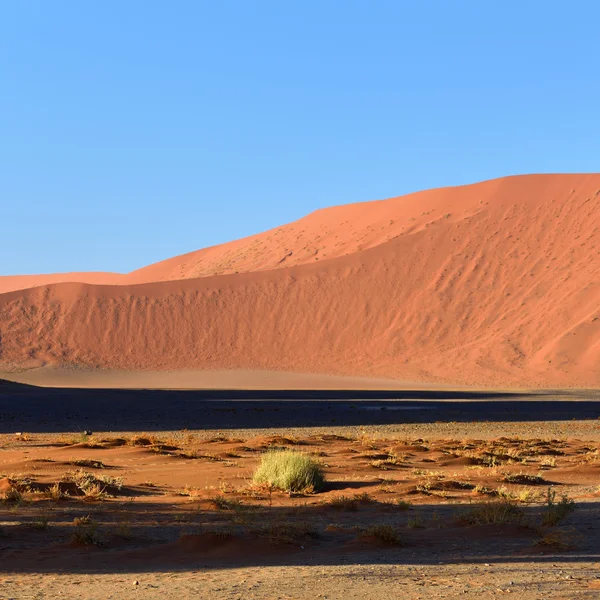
[1,174,599,387]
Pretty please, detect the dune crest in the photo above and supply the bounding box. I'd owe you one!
[1,173,599,387]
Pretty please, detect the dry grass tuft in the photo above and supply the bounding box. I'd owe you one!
[463,500,524,525]
[72,516,100,545]
[541,489,575,526]
[362,524,402,545]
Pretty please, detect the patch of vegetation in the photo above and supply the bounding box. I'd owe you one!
[61,469,123,500]
[355,492,374,504]
[463,500,524,525]
[72,515,100,545]
[502,473,547,485]
[256,520,318,545]
[362,524,402,545]
[328,494,359,511]
[48,483,66,501]
[1,487,23,504]
[68,459,106,469]
[535,527,579,549]
[407,515,424,529]
[30,513,50,530]
[210,495,243,510]
[176,485,201,497]
[253,450,325,493]
[541,489,575,526]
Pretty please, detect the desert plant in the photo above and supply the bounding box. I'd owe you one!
[536,527,580,549]
[256,520,318,545]
[30,513,50,530]
[253,450,324,493]
[541,488,575,526]
[68,459,106,469]
[362,524,402,545]
[407,515,424,529]
[210,495,243,510]
[328,494,359,511]
[463,500,524,525]
[2,488,23,504]
[502,473,546,485]
[48,482,66,501]
[72,515,100,545]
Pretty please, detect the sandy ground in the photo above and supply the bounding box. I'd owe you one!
[0,368,453,391]
[2,382,600,599]
[2,174,600,387]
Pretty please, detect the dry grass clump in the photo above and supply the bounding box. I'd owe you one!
[72,515,100,545]
[253,450,325,493]
[536,527,580,549]
[463,500,524,525]
[48,483,65,501]
[541,489,575,526]
[210,495,243,510]
[68,459,106,469]
[362,524,402,545]
[256,520,318,545]
[502,473,547,485]
[61,469,123,500]
[328,494,359,511]
[2,487,24,504]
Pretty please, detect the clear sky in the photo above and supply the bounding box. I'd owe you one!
[2,1,599,275]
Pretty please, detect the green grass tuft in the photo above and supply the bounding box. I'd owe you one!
[253,450,325,493]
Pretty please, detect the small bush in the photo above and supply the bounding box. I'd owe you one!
[72,516,100,545]
[363,524,402,545]
[541,489,575,526]
[502,473,546,485]
[210,495,243,510]
[30,514,50,530]
[253,450,325,493]
[328,494,359,511]
[257,521,318,545]
[68,459,106,469]
[463,501,524,525]
[2,488,23,504]
[536,527,579,549]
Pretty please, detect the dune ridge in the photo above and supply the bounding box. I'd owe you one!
[1,173,599,387]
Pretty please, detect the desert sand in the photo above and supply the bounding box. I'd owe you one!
[1,173,599,388]
[2,397,600,600]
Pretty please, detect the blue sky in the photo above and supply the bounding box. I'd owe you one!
[2,1,599,275]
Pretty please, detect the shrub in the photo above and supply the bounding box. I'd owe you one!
[253,450,325,493]
[541,488,575,526]
[328,494,359,511]
[72,516,100,545]
[463,500,524,525]
[257,520,318,545]
[363,524,402,545]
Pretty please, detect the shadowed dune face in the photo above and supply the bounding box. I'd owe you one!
[1,173,599,387]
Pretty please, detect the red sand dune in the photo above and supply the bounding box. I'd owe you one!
[0,272,125,294]
[1,174,599,387]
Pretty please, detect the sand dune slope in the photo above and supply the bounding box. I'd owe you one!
[0,272,125,295]
[1,174,599,387]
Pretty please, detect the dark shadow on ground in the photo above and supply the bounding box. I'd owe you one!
[1,497,598,574]
[1,381,599,433]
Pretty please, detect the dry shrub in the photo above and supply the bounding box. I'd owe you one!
[362,524,402,545]
[541,489,575,526]
[463,500,524,525]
